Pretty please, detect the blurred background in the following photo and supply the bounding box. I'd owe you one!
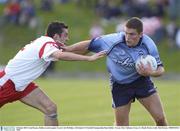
[0,0,180,75]
[0,0,180,126]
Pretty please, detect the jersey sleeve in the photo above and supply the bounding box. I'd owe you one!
[143,35,163,66]
[88,32,125,54]
[88,37,108,53]
[40,42,60,62]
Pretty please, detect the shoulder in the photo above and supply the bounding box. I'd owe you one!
[142,34,155,44]
[141,34,159,54]
[34,36,55,45]
[92,32,125,45]
[90,32,125,47]
[142,34,157,48]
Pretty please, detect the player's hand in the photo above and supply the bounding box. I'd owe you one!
[60,46,70,51]
[56,40,66,49]
[136,61,154,76]
[88,50,107,61]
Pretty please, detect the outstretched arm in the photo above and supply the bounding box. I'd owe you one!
[62,40,91,54]
[50,49,106,61]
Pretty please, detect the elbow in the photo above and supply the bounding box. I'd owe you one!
[51,51,65,60]
[56,52,66,60]
[157,66,165,76]
[161,67,165,74]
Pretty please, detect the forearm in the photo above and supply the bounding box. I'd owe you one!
[51,50,106,62]
[150,66,165,77]
[56,51,91,61]
[65,40,90,54]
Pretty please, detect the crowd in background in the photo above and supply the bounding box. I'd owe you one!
[1,0,180,47]
[2,0,37,28]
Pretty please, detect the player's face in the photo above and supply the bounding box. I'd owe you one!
[124,27,142,47]
[59,28,69,44]
[55,28,69,44]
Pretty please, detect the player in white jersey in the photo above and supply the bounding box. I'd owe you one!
[0,21,106,126]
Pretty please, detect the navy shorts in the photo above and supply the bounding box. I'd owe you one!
[111,76,157,108]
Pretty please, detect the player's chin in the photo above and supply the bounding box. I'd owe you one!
[126,42,134,47]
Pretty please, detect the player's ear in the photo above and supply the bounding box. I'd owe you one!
[53,34,59,40]
[139,32,143,37]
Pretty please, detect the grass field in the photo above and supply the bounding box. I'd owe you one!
[0,78,180,126]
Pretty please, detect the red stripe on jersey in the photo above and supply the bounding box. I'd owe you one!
[0,70,5,78]
[39,42,59,58]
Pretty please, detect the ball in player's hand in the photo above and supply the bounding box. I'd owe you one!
[135,55,157,71]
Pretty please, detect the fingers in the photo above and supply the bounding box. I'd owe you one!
[98,50,107,56]
[60,46,67,51]
[146,61,152,69]
[89,50,107,61]
[136,62,148,76]
[97,51,107,58]
[137,62,153,76]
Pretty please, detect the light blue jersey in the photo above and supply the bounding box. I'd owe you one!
[88,32,163,84]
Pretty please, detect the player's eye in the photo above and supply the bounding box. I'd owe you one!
[125,32,137,36]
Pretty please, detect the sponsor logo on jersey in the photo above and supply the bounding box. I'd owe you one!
[112,57,134,67]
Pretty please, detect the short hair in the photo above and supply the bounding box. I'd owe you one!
[125,17,143,34]
[46,21,68,38]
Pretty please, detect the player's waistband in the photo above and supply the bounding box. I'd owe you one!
[113,76,151,88]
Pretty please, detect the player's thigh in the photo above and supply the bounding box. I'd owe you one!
[138,92,165,119]
[114,101,131,121]
[20,87,56,114]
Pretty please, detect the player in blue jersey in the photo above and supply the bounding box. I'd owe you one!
[63,17,168,126]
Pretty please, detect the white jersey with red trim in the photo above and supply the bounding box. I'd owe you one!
[2,36,60,91]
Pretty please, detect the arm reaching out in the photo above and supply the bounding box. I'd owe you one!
[51,50,106,61]
[61,40,91,54]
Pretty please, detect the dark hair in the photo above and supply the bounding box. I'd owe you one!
[125,17,143,34]
[46,21,68,38]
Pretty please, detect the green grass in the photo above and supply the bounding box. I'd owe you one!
[0,78,179,126]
